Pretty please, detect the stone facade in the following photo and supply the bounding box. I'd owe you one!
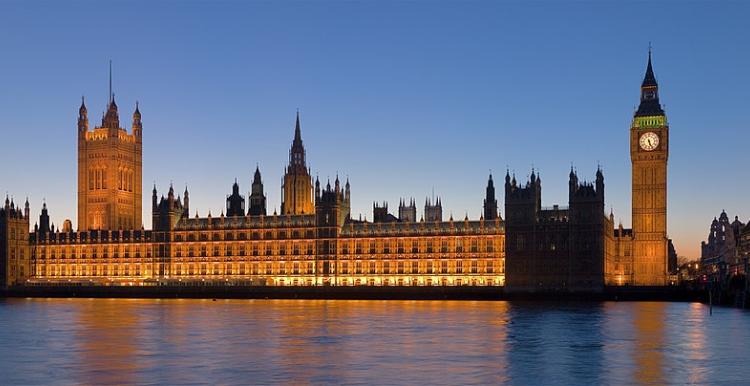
[77,89,143,231]
[25,110,505,287]
[504,169,613,292]
[1,197,30,287]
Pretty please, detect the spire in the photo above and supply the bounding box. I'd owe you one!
[288,110,306,168]
[78,96,89,132]
[109,60,113,104]
[642,45,657,88]
[635,46,665,117]
[79,96,87,115]
[294,109,302,142]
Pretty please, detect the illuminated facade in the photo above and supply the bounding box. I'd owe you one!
[77,83,143,231]
[1,197,31,287]
[25,111,505,286]
[609,51,670,286]
[281,112,315,216]
[6,55,674,289]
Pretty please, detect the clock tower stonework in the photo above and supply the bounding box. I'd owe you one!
[630,51,668,286]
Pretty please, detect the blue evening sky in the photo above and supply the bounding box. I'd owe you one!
[1,1,748,259]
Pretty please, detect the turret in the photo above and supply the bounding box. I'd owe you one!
[24,198,29,219]
[504,167,542,226]
[152,184,185,231]
[504,170,512,195]
[596,166,604,203]
[152,184,158,212]
[344,177,351,203]
[183,186,190,218]
[78,96,88,133]
[39,202,50,235]
[248,166,267,216]
[398,197,417,222]
[226,179,246,217]
[569,167,578,201]
[425,196,442,222]
[483,173,498,220]
[316,178,350,228]
[373,201,389,223]
[132,101,142,139]
[102,95,120,130]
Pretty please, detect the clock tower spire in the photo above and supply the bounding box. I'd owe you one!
[630,49,669,286]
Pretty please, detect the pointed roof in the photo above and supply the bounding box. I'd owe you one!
[642,49,658,88]
[294,110,302,143]
[288,110,307,169]
[635,49,665,117]
[79,96,87,114]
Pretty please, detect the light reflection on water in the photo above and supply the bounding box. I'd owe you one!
[1,299,748,385]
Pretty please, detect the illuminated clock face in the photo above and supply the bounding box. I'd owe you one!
[639,132,659,151]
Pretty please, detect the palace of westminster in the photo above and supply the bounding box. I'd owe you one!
[1,54,675,291]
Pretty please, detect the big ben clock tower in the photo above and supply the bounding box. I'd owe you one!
[630,50,668,285]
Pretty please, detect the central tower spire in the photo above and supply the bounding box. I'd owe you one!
[290,110,306,169]
[281,111,314,215]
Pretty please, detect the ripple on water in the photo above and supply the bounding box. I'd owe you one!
[0,299,749,385]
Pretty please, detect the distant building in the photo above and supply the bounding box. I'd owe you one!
[701,211,746,277]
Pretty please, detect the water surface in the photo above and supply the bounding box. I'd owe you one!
[1,299,748,385]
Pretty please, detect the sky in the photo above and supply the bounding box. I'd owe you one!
[0,1,748,260]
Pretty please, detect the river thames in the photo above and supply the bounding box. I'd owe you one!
[0,299,748,385]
